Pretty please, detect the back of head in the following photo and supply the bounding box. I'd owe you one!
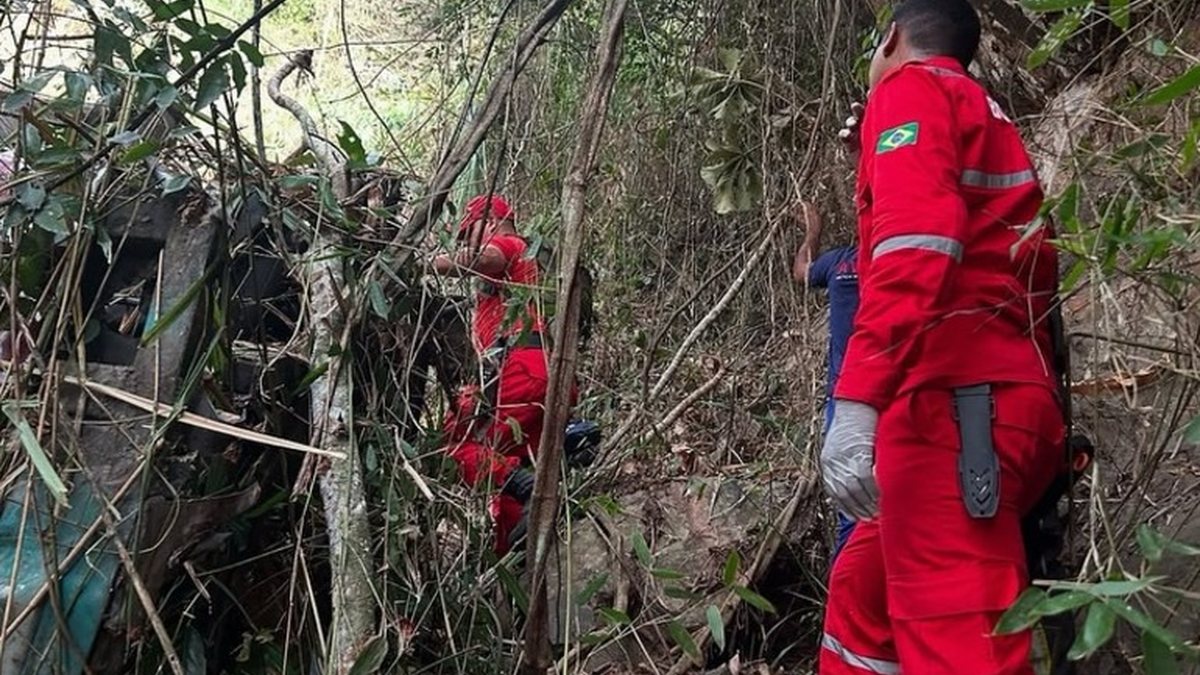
[893,0,981,69]
[458,194,515,239]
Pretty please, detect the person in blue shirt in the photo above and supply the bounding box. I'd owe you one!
[792,200,859,559]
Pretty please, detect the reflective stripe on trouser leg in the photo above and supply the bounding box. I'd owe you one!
[876,385,1063,674]
[871,235,963,262]
[819,511,896,674]
[822,633,900,674]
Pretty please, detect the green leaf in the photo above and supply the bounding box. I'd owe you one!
[1141,65,1200,106]
[34,198,69,235]
[651,568,685,581]
[141,263,209,345]
[20,70,57,94]
[575,573,608,605]
[168,125,200,140]
[631,531,652,567]
[1021,0,1090,10]
[20,124,42,160]
[32,146,81,169]
[181,626,206,675]
[64,71,91,101]
[147,0,194,21]
[194,62,230,109]
[1,90,33,113]
[1137,524,1200,564]
[205,22,232,39]
[109,130,141,145]
[277,175,319,190]
[1143,630,1180,675]
[1183,415,1200,444]
[1103,600,1191,653]
[996,588,1050,634]
[664,586,701,601]
[16,183,46,212]
[368,281,391,319]
[226,53,247,93]
[1109,0,1129,30]
[239,40,265,68]
[1139,525,1167,563]
[337,121,367,166]
[1028,9,1085,69]
[2,402,69,505]
[94,23,132,67]
[162,175,192,195]
[121,140,160,164]
[706,605,726,652]
[1150,39,1170,57]
[1034,590,1095,618]
[347,636,387,675]
[1068,601,1117,660]
[495,562,529,613]
[1085,576,1163,596]
[155,85,178,110]
[667,620,701,663]
[598,607,631,626]
[722,550,741,587]
[112,6,147,31]
[733,585,777,614]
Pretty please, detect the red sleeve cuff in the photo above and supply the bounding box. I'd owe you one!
[833,360,901,412]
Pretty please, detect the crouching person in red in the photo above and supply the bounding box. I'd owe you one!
[819,2,1064,673]
[431,194,548,555]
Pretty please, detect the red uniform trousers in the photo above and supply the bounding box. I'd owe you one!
[820,383,1063,674]
[442,347,548,554]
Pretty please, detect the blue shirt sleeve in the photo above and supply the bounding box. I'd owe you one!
[808,249,839,288]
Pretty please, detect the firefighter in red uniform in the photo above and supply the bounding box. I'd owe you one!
[819,1,1063,673]
[431,194,549,555]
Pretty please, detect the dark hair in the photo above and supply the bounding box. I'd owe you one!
[893,0,981,68]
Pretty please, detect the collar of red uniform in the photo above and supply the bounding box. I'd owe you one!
[913,55,966,73]
[876,55,967,89]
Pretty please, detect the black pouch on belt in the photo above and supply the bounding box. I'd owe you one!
[953,384,999,519]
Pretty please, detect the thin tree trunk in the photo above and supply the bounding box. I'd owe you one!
[251,0,267,161]
[267,51,375,674]
[398,0,577,243]
[522,1,628,671]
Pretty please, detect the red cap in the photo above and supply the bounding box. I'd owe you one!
[457,194,513,238]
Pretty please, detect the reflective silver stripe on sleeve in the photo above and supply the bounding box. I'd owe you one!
[961,168,1036,189]
[822,633,901,674]
[872,234,963,262]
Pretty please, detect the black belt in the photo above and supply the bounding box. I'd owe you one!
[953,384,999,519]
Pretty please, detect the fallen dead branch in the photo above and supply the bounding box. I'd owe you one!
[61,374,344,459]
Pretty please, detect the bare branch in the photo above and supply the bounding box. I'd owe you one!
[522,0,628,669]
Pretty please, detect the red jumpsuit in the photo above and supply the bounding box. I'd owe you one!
[441,233,548,554]
[820,57,1064,674]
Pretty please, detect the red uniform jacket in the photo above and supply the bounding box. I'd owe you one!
[834,56,1059,411]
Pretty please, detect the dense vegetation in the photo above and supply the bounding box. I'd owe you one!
[0,0,1199,673]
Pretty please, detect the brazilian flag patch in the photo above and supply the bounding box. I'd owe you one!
[876,122,919,154]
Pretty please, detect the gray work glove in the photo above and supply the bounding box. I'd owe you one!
[820,399,880,521]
